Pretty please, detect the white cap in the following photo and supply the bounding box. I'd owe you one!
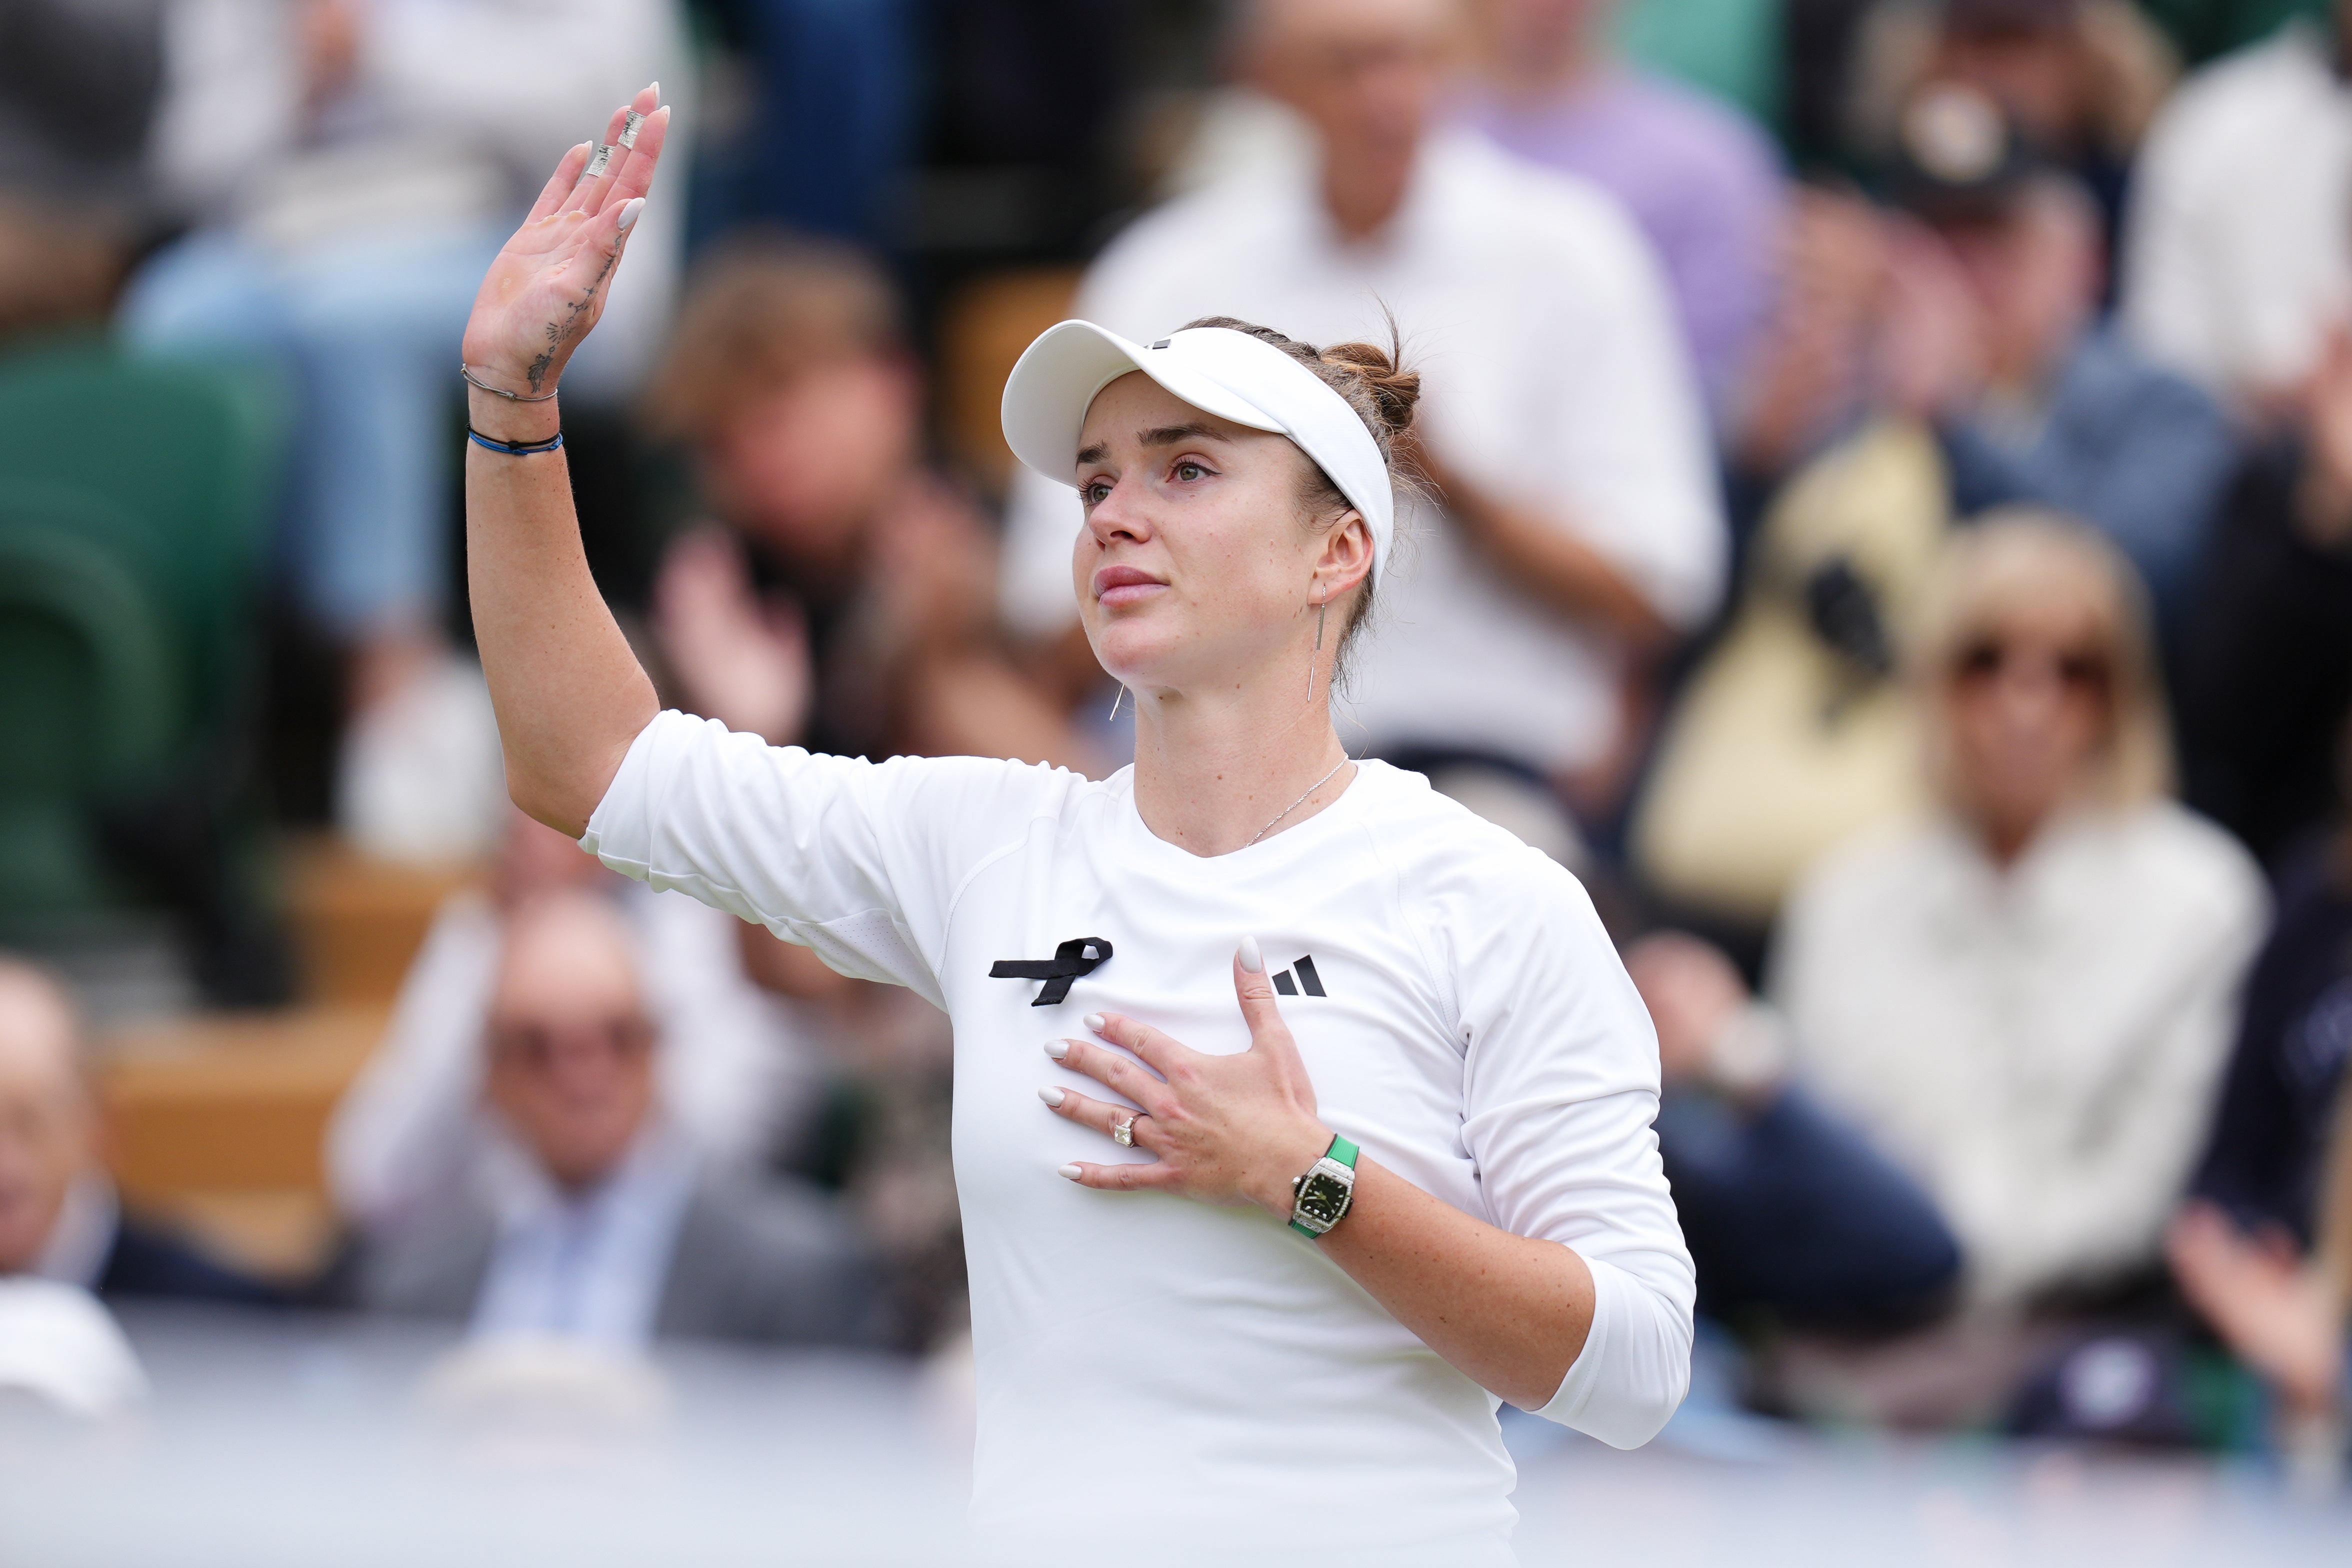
[1000,320,1394,582]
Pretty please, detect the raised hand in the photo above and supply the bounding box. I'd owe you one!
[460,83,670,400]
[1038,936,1332,1216]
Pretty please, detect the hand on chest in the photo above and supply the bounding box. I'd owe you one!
[950,888,1460,1150]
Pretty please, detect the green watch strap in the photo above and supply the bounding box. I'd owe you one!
[1288,1133,1360,1238]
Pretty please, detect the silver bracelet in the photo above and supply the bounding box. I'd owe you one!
[460,364,560,402]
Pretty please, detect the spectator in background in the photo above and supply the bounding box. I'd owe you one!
[120,0,688,860]
[694,0,916,244]
[1772,516,2262,1314]
[1626,931,1961,1328]
[1458,0,1786,422]
[0,959,278,1306]
[1736,88,2233,630]
[2178,330,2352,870]
[1002,0,1722,828]
[1874,86,2235,634]
[1846,0,2176,260]
[2172,720,2352,1463]
[358,888,876,1348]
[1646,516,2264,1424]
[0,0,165,338]
[1638,101,2234,931]
[2123,2,2352,414]
[644,234,1094,774]
[328,807,825,1235]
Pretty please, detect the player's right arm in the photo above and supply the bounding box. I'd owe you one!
[460,84,667,836]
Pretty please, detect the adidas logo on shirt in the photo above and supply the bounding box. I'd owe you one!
[1270,956,1328,998]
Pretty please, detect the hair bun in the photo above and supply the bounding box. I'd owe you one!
[1318,338,1421,440]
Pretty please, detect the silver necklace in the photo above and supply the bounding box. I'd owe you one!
[1246,758,1351,848]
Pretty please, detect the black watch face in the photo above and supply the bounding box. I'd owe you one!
[1297,1171,1349,1226]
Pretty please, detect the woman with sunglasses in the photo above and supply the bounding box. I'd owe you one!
[1773,508,2264,1315]
[456,88,1690,1561]
[1629,512,2265,1424]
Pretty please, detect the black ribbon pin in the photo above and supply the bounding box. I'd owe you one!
[990,937,1114,1006]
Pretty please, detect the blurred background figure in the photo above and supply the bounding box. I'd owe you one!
[1004,0,1724,839]
[2170,714,2352,1474]
[1638,516,2264,1425]
[327,808,824,1236]
[1639,90,2234,938]
[643,234,1094,772]
[1627,930,1962,1330]
[1774,516,2261,1416]
[1738,85,2229,628]
[690,0,916,245]
[356,888,875,1350]
[118,0,690,862]
[1458,0,1786,423]
[2123,0,2352,417]
[0,0,167,339]
[1846,0,2176,258]
[0,959,276,1305]
[2176,329,2352,872]
[1873,84,2230,636]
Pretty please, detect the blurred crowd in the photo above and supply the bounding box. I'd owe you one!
[4,0,2352,1488]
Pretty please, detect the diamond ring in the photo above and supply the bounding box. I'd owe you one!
[1112,1114,1144,1148]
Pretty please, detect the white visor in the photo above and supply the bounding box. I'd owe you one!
[1000,320,1394,582]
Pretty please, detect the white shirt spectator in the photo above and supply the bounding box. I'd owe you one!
[1770,804,2266,1306]
[2122,22,2352,402]
[328,885,822,1232]
[1001,130,1723,774]
[146,0,690,391]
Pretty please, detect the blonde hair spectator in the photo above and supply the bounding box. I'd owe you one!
[1908,508,2172,818]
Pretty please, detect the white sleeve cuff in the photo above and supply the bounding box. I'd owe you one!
[1533,1252,1692,1449]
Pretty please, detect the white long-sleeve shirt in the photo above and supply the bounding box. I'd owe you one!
[1000,130,1723,774]
[1772,806,2266,1306]
[582,711,1693,1556]
[2121,22,2352,402]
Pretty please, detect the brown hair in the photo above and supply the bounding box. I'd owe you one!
[1906,507,2172,813]
[642,232,904,442]
[1178,314,1422,686]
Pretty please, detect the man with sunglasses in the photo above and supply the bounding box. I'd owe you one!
[358,889,878,1350]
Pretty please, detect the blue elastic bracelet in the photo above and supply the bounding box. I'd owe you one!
[466,426,564,456]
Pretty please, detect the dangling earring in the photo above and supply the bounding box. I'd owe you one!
[1306,586,1326,698]
[1107,684,1126,720]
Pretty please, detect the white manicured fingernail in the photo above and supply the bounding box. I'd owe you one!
[1044,1038,1069,1060]
[1057,1164,1084,1181]
[617,197,645,233]
[1082,1012,1106,1033]
[649,80,661,101]
[1038,1086,1066,1107]
[1238,936,1264,974]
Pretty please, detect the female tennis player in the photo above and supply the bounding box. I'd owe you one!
[460,86,1692,1561]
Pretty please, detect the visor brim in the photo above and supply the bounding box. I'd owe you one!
[1000,320,1285,488]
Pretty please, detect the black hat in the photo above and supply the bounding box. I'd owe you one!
[1884,82,2046,223]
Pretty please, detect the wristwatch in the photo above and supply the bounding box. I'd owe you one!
[1288,1134,1360,1238]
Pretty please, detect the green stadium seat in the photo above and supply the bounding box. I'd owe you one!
[0,336,283,734]
[0,486,182,912]
[0,340,286,970]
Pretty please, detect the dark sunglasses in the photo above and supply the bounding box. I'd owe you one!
[1951,638,2111,696]
[487,1014,656,1068]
